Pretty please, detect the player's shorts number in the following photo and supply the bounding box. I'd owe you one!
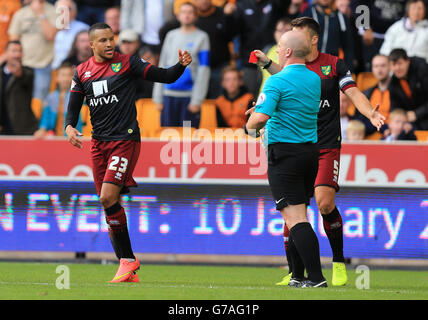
[333,159,339,183]
[109,156,128,173]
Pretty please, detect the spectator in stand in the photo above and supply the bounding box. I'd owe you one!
[224,0,289,98]
[380,0,428,63]
[346,119,365,141]
[34,62,82,138]
[75,0,119,26]
[353,0,406,71]
[105,6,120,43]
[8,0,58,102]
[0,41,37,135]
[0,0,21,65]
[339,91,353,141]
[152,2,210,128]
[120,0,174,56]
[117,29,140,56]
[388,48,428,130]
[52,0,89,70]
[287,0,309,19]
[62,30,92,67]
[215,66,253,128]
[300,0,354,70]
[382,109,417,141]
[194,0,236,99]
[260,17,292,93]
[356,54,392,136]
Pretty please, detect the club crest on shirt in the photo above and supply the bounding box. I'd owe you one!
[111,62,122,73]
[321,65,331,76]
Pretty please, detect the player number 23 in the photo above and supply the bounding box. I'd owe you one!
[109,156,128,173]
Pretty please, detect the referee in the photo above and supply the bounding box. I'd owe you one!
[245,30,326,288]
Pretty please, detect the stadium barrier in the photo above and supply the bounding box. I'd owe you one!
[0,137,427,267]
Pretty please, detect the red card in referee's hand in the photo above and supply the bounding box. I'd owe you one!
[249,51,258,63]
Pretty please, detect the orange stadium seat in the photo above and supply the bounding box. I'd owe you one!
[154,126,196,140]
[50,69,57,93]
[415,130,428,142]
[31,98,43,120]
[199,99,217,129]
[357,72,378,92]
[365,131,382,140]
[135,98,161,138]
[80,104,92,137]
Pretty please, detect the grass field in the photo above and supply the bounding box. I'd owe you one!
[0,262,427,300]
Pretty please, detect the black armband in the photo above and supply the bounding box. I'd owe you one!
[263,59,273,70]
[243,124,260,138]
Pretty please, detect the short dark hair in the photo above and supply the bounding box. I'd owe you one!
[291,17,321,37]
[89,22,112,40]
[5,40,21,49]
[389,48,409,62]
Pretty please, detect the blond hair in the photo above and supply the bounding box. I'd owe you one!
[346,120,365,134]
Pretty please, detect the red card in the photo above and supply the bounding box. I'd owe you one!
[249,51,258,63]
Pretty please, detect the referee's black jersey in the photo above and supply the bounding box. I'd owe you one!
[66,52,185,141]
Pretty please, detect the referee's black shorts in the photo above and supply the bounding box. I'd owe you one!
[267,142,319,210]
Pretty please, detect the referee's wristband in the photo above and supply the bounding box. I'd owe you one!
[263,59,273,69]
[243,124,260,138]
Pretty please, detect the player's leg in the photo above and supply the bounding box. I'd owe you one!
[315,186,344,262]
[100,140,141,282]
[91,140,123,260]
[315,185,347,286]
[315,148,347,286]
[275,224,293,285]
[100,182,140,283]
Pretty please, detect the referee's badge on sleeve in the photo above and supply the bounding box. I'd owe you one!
[256,93,266,106]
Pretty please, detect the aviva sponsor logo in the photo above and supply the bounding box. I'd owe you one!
[89,95,119,106]
[89,80,119,106]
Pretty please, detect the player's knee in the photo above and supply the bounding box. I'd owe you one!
[317,198,335,215]
[99,195,116,209]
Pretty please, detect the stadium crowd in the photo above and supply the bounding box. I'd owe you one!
[0,0,428,141]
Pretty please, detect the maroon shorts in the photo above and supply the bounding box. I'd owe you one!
[314,148,340,191]
[90,139,141,195]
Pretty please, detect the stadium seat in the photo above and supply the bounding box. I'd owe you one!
[136,98,161,138]
[365,131,382,140]
[199,99,217,129]
[50,69,57,93]
[415,130,428,142]
[80,104,92,137]
[194,127,249,141]
[31,98,43,120]
[357,72,378,92]
[154,126,196,140]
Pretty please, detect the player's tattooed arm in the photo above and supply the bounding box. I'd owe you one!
[145,50,192,84]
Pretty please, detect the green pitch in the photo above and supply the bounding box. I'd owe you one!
[0,262,427,300]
